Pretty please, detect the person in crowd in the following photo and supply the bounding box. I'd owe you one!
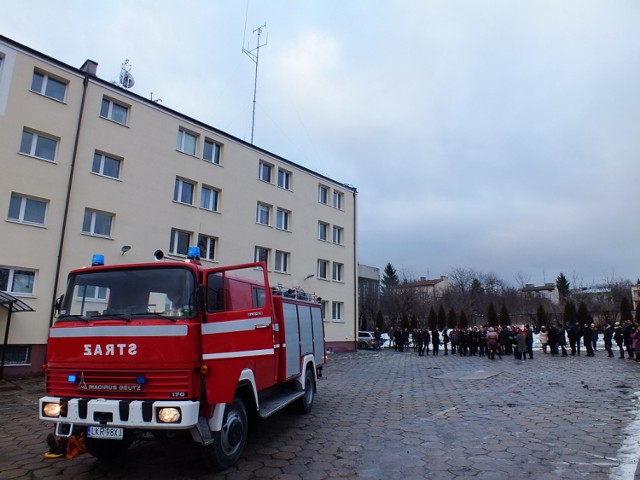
[603,323,614,357]
[431,328,440,355]
[458,329,468,356]
[558,323,568,356]
[374,327,382,351]
[402,328,410,352]
[623,320,634,359]
[547,324,558,356]
[516,328,527,360]
[539,326,549,354]
[394,328,402,352]
[501,326,513,355]
[442,329,449,355]
[468,327,479,356]
[633,325,640,362]
[569,322,582,356]
[424,329,431,355]
[486,327,502,360]
[592,324,599,352]
[614,322,625,358]
[478,326,488,357]
[415,329,425,356]
[450,328,458,355]
[583,323,594,357]
[524,324,534,359]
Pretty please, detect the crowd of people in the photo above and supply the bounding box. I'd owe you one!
[376,319,640,361]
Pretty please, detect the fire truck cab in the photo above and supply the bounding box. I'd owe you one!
[39,253,325,470]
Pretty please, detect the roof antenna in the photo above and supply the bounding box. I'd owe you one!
[118,59,135,89]
[243,23,267,144]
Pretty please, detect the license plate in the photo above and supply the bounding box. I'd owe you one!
[86,426,123,440]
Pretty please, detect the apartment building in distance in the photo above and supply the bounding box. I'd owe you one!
[0,35,358,375]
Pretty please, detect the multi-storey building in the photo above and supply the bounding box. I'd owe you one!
[0,35,357,376]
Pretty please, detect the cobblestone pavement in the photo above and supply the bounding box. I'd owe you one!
[2,349,640,479]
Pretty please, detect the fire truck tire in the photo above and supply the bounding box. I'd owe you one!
[85,433,133,460]
[296,367,315,414]
[202,397,248,470]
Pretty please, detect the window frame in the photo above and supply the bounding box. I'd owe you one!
[200,185,220,212]
[318,221,329,241]
[203,138,221,164]
[332,262,344,282]
[333,226,344,245]
[318,185,329,204]
[19,129,58,162]
[333,190,344,209]
[275,250,289,273]
[254,246,270,268]
[277,168,291,190]
[173,177,196,206]
[100,97,129,125]
[91,151,122,179]
[256,202,271,226]
[332,301,343,322]
[177,128,198,156]
[197,234,217,261]
[276,208,290,231]
[258,161,273,183]
[8,193,48,226]
[31,69,67,102]
[317,259,329,280]
[170,228,192,256]
[0,266,36,296]
[82,209,114,238]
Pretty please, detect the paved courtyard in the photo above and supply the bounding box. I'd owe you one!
[2,348,640,479]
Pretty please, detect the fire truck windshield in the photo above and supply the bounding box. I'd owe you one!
[57,266,197,321]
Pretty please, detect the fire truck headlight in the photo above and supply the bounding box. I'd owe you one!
[42,402,61,418]
[157,407,181,423]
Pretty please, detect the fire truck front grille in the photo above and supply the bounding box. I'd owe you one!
[46,369,193,400]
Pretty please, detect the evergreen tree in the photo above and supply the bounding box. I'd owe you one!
[446,306,456,329]
[576,301,591,325]
[499,304,511,327]
[620,296,633,322]
[563,301,577,326]
[536,305,547,328]
[459,310,469,329]
[381,263,399,292]
[487,303,498,326]
[434,307,445,331]
[556,272,570,300]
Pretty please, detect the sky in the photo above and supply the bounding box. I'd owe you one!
[2,0,639,287]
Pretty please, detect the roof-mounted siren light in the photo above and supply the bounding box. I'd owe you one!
[92,254,105,267]
[153,249,164,261]
[186,246,201,265]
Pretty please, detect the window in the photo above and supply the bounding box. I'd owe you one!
[0,267,36,295]
[174,178,195,205]
[100,97,129,125]
[275,250,289,273]
[92,152,122,179]
[8,193,47,225]
[318,185,329,204]
[333,226,343,245]
[0,345,30,366]
[203,139,221,164]
[333,262,344,282]
[82,209,113,237]
[277,168,291,189]
[75,285,108,301]
[259,161,272,182]
[177,128,197,155]
[317,259,329,280]
[256,203,270,225]
[200,186,219,212]
[255,246,270,267]
[197,234,216,261]
[332,302,343,321]
[320,300,329,321]
[276,208,290,231]
[318,222,329,241]
[19,129,57,162]
[31,70,66,101]
[170,228,192,256]
[333,190,344,209]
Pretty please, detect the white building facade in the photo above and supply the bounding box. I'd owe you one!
[0,35,358,375]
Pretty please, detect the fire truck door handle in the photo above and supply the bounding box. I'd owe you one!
[255,323,271,329]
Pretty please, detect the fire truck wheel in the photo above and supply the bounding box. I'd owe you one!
[296,368,315,414]
[85,433,132,460]
[202,397,248,470]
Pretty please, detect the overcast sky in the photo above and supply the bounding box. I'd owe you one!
[3,1,639,287]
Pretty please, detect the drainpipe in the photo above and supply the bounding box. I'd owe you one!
[352,188,359,352]
[49,61,95,326]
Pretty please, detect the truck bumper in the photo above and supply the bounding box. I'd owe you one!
[39,396,201,434]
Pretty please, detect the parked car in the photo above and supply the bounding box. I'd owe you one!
[358,331,376,349]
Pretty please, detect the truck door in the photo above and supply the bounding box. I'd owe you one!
[200,263,276,403]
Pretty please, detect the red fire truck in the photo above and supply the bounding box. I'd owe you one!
[39,249,325,470]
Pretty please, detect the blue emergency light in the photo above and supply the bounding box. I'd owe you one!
[91,254,105,266]
[187,246,200,259]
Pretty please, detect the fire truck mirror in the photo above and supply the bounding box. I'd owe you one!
[196,285,206,316]
[53,295,63,314]
[153,249,164,261]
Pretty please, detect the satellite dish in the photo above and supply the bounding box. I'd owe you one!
[120,71,135,89]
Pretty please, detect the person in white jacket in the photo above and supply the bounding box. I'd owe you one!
[539,326,549,354]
